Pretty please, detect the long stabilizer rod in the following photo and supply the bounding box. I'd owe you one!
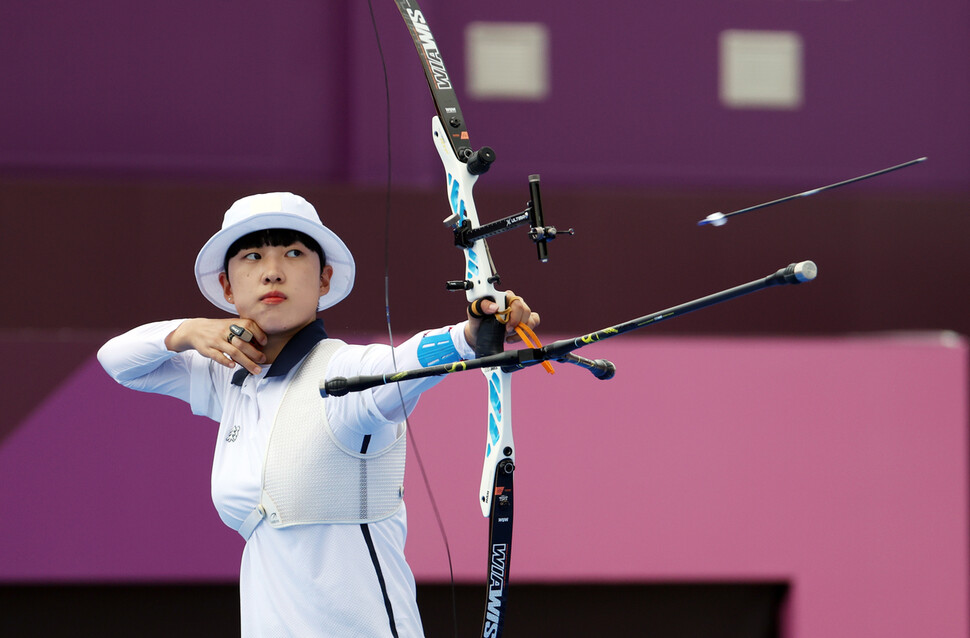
[320,261,818,397]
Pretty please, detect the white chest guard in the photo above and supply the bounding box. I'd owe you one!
[239,339,406,540]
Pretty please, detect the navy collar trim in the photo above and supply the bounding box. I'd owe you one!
[231,319,328,386]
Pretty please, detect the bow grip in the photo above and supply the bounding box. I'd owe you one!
[469,296,507,358]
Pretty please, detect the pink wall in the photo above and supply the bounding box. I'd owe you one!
[1,333,966,638]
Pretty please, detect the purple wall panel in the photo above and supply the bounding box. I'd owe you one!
[451,0,968,190]
[0,356,244,581]
[1,1,965,188]
[0,1,348,179]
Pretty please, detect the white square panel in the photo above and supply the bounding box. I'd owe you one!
[466,22,550,100]
[720,30,803,109]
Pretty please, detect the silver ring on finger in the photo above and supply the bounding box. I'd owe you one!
[229,324,254,343]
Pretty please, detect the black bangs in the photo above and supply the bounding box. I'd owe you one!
[223,229,326,274]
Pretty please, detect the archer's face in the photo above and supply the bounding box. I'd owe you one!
[219,241,332,336]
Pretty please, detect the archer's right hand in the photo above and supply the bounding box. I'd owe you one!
[165,318,268,375]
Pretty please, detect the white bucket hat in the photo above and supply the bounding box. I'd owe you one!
[194,192,355,314]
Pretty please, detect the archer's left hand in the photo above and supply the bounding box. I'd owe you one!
[464,290,540,349]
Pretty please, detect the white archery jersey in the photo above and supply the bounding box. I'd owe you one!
[98,319,473,638]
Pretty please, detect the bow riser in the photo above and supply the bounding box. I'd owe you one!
[432,115,516,518]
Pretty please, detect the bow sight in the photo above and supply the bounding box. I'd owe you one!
[444,172,574,292]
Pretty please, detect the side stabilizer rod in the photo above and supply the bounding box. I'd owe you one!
[320,261,818,397]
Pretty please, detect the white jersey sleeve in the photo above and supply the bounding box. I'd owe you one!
[325,322,474,442]
[96,319,227,420]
